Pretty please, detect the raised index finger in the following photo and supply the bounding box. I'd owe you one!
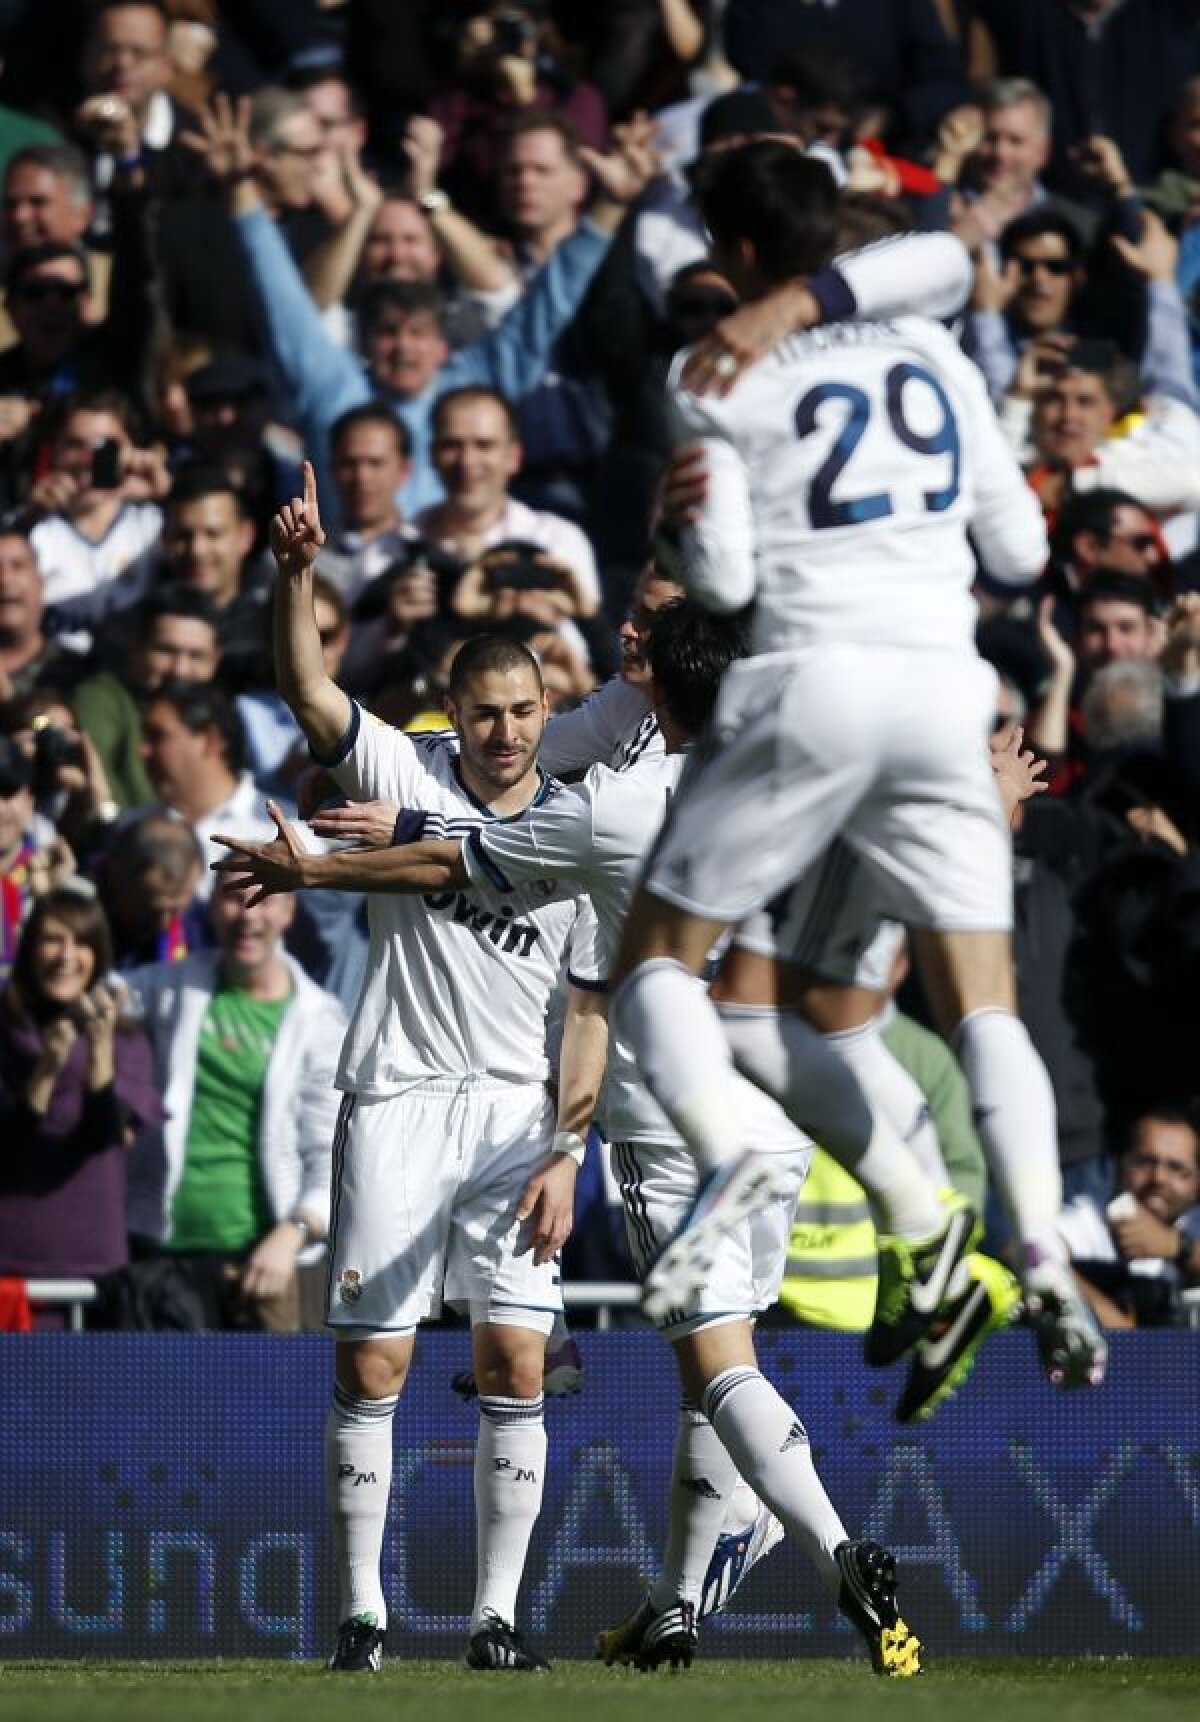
[302,460,319,523]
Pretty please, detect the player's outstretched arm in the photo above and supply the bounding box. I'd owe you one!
[272,462,353,760]
[212,802,468,901]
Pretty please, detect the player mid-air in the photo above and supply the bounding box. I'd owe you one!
[607,139,1106,1390]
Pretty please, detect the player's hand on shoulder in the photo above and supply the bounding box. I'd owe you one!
[681,282,818,398]
[308,798,402,847]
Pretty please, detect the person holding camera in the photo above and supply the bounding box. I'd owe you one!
[1056,1108,1200,1328]
[1007,342,1200,527]
[0,886,161,1310]
[419,385,600,618]
[0,730,87,983]
[965,195,1195,421]
[431,4,608,233]
[27,388,169,640]
[3,688,120,866]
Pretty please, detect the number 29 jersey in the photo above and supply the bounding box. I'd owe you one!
[668,315,1047,657]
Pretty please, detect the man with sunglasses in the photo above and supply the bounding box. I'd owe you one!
[0,246,92,393]
[1049,489,1168,596]
[0,154,158,408]
[966,205,1196,424]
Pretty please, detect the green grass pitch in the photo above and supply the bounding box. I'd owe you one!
[1,1659,1197,1722]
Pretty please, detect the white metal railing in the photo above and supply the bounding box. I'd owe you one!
[25,1280,98,1331]
[19,1279,644,1332]
[21,1279,1200,1333]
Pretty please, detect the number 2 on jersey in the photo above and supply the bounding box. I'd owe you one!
[794,362,960,529]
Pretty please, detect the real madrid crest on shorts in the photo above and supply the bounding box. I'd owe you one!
[338,1268,363,1304]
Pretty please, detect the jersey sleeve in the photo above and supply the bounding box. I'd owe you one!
[321,700,429,805]
[822,231,972,324]
[952,347,1048,584]
[667,369,757,613]
[566,894,605,991]
[540,679,650,775]
[461,779,597,892]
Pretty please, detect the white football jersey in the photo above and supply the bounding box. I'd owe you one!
[463,753,684,1144]
[539,677,663,777]
[326,703,584,1095]
[669,315,1047,656]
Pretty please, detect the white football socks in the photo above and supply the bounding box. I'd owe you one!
[325,1382,397,1626]
[613,960,796,1173]
[719,1004,944,1241]
[824,1017,948,1186]
[954,1008,1066,1267]
[702,1366,846,1599]
[472,1394,547,1633]
[650,1403,740,1611]
[718,1003,875,1154]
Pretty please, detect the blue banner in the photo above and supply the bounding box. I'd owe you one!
[2,1332,1198,1659]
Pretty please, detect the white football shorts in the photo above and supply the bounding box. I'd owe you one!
[644,645,1011,934]
[325,1078,560,1340]
[735,839,905,993]
[610,1136,810,1339]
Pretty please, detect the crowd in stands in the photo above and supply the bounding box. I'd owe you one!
[0,0,1197,1334]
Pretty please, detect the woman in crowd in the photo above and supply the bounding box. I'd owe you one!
[0,887,161,1311]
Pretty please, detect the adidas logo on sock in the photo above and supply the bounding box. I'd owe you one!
[780,1419,808,1453]
[680,1474,722,1500]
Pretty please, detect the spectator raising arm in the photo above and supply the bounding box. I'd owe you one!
[402,116,519,307]
[1029,597,1077,763]
[1109,207,1199,409]
[301,144,384,313]
[185,96,658,516]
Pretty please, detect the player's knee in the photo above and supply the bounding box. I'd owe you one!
[336,1342,410,1400]
[473,1345,544,1401]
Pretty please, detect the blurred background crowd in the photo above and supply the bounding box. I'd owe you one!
[0,0,1197,1338]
